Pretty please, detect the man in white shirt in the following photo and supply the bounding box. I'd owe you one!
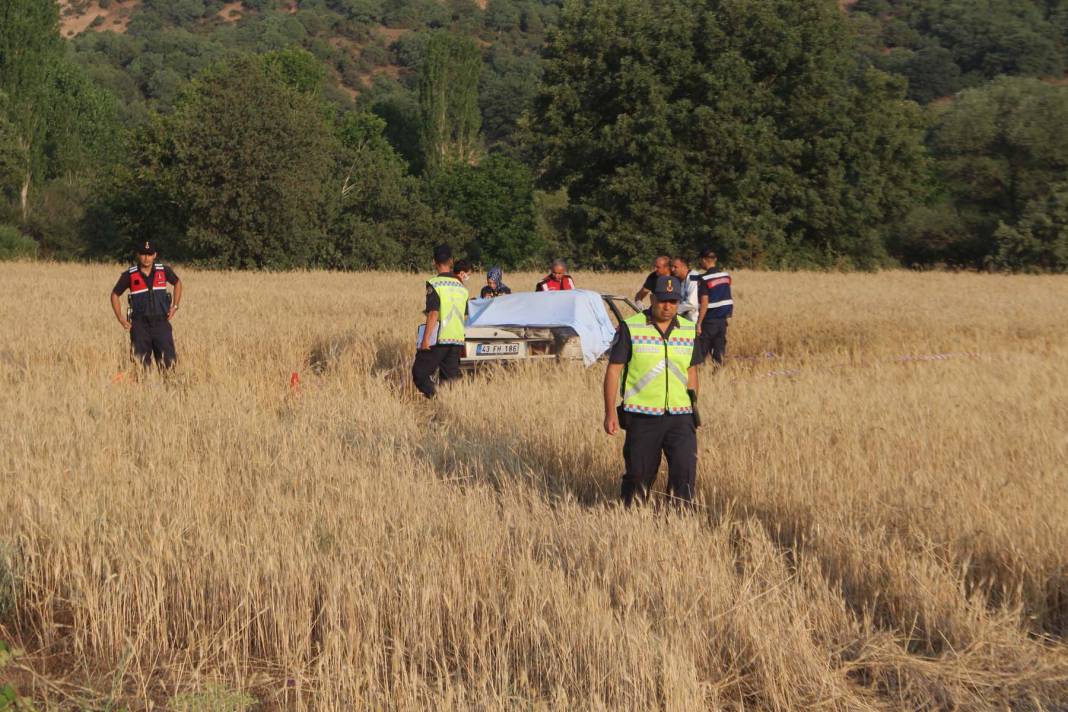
[671,256,701,321]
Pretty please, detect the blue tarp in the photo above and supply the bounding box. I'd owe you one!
[467,289,617,366]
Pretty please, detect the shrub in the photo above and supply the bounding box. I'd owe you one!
[0,225,37,260]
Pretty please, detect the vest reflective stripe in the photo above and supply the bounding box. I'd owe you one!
[621,314,695,416]
[429,276,468,346]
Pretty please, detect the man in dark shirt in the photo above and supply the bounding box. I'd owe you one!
[634,255,671,303]
[110,241,182,369]
[413,245,469,398]
[696,248,734,366]
[603,275,703,506]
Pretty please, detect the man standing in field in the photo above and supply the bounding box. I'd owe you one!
[635,255,671,304]
[413,245,469,398]
[110,241,182,369]
[696,248,733,367]
[603,275,702,506]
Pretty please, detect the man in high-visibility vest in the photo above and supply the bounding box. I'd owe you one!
[413,244,469,398]
[603,275,702,505]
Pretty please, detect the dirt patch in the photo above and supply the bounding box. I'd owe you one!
[216,0,243,23]
[377,26,410,45]
[57,0,141,38]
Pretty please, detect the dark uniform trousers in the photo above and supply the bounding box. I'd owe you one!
[131,315,177,369]
[412,345,463,398]
[621,414,697,505]
[700,318,728,365]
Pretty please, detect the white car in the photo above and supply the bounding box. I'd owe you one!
[418,290,642,368]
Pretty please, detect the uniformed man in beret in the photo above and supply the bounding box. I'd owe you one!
[110,241,182,369]
[603,275,702,506]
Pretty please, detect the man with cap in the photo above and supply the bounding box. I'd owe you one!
[413,244,469,398]
[110,241,182,369]
[696,248,733,366]
[603,274,703,506]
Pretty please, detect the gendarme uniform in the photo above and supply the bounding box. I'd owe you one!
[698,268,733,365]
[608,276,702,505]
[412,271,469,397]
[112,243,180,368]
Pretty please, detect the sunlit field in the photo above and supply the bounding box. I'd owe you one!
[1,262,1067,710]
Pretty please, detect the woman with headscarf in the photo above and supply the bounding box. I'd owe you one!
[481,266,512,298]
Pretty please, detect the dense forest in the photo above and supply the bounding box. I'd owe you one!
[0,0,1066,270]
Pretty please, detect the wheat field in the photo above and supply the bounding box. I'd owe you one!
[0,261,1067,710]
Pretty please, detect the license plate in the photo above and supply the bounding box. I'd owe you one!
[476,342,520,356]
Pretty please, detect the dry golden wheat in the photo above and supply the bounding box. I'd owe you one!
[1,262,1067,710]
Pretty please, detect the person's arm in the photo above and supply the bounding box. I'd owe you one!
[603,362,624,435]
[635,287,650,302]
[688,365,698,397]
[167,280,183,320]
[110,291,131,331]
[697,293,708,336]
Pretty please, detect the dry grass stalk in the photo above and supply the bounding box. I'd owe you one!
[0,262,1066,709]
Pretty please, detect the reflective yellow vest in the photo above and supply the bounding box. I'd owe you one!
[428,275,468,346]
[621,313,696,415]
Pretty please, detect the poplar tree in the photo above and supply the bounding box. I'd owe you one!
[418,30,483,173]
[0,0,61,221]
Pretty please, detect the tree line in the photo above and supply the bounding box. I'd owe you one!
[0,0,1066,271]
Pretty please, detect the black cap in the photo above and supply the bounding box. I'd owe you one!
[699,247,717,260]
[433,244,453,264]
[136,241,157,255]
[653,275,683,301]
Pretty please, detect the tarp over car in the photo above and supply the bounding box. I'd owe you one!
[467,289,618,366]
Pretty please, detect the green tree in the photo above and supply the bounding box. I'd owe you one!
[993,183,1068,271]
[262,47,327,94]
[0,0,61,221]
[327,111,473,269]
[419,30,482,172]
[531,0,928,268]
[429,153,539,267]
[929,77,1068,266]
[169,56,337,267]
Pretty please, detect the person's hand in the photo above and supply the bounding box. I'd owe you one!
[418,341,431,352]
[120,319,132,331]
[603,410,619,436]
[167,305,178,321]
[696,324,702,336]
